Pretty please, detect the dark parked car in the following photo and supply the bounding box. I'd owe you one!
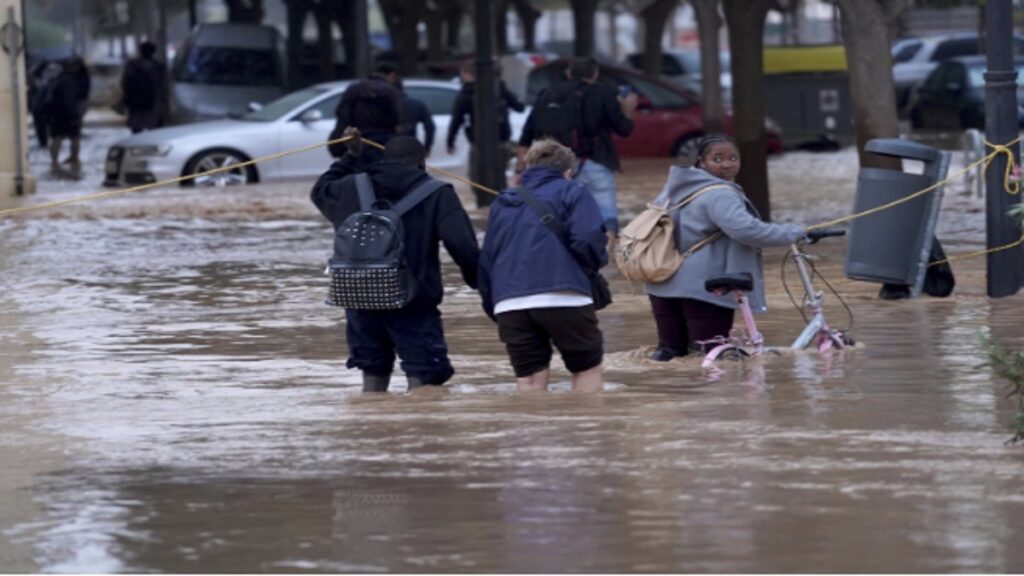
[525,59,782,159]
[892,32,1024,112]
[907,55,1024,130]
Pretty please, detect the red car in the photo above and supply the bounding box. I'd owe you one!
[524,59,783,159]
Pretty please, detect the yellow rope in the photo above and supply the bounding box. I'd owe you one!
[360,138,501,196]
[0,134,359,218]
[983,137,1021,196]
[807,135,1022,232]
[0,134,499,219]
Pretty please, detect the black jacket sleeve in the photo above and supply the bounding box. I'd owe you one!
[310,154,362,225]
[417,100,436,151]
[600,86,634,138]
[501,82,525,112]
[447,90,472,148]
[435,187,481,289]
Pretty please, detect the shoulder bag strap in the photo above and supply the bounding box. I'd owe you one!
[517,186,600,278]
[668,183,733,211]
[391,177,447,216]
[354,173,376,211]
[516,186,569,245]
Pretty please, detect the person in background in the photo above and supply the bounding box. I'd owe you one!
[517,56,636,239]
[326,72,402,166]
[447,59,525,207]
[28,60,61,148]
[310,134,481,393]
[374,60,436,155]
[120,40,168,134]
[644,134,806,361]
[479,139,608,393]
[47,57,90,169]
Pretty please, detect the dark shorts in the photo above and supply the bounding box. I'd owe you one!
[496,305,603,377]
[344,305,454,385]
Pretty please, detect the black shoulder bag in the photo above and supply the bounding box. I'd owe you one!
[516,186,612,310]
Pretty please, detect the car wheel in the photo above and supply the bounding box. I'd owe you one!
[183,149,257,187]
[672,134,703,165]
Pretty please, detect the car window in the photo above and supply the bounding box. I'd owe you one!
[662,54,685,75]
[625,75,692,108]
[295,92,342,121]
[243,87,329,121]
[893,41,922,63]
[968,62,1024,88]
[404,86,457,116]
[923,63,949,90]
[931,38,979,61]
[174,46,282,86]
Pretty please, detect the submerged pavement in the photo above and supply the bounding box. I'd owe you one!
[1,148,1023,572]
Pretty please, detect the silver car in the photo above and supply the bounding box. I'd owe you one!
[103,79,525,187]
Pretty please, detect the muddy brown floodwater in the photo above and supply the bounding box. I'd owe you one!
[2,152,1024,573]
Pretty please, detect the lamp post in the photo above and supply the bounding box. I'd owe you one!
[472,0,501,207]
[984,0,1024,297]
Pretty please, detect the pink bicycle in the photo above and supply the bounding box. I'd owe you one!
[700,229,852,368]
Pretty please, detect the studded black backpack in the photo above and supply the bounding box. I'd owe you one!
[326,173,445,309]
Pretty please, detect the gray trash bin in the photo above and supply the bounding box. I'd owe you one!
[844,139,950,297]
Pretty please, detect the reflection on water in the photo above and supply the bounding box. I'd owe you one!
[2,165,1024,572]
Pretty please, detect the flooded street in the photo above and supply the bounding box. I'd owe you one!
[2,141,1024,572]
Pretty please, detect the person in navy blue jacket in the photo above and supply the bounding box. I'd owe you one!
[479,139,608,393]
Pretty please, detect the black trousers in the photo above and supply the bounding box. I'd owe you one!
[648,295,735,353]
[344,305,454,385]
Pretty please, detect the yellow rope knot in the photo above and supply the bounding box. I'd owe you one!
[984,138,1022,196]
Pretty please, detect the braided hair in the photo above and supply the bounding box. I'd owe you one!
[693,133,738,169]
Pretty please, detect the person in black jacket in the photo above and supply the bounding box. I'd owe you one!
[326,75,401,161]
[518,56,637,237]
[47,57,91,169]
[375,60,436,154]
[121,41,168,133]
[310,134,481,393]
[447,59,525,207]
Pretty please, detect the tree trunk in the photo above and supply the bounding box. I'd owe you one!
[495,0,511,54]
[444,0,466,50]
[640,0,678,77]
[569,0,599,56]
[723,0,771,220]
[224,0,264,24]
[425,4,447,62]
[511,0,541,51]
[692,0,725,133]
[835,0,911,170]
[284,0,307,86]
[378,0,425,75]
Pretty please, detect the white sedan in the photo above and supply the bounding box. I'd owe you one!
[103,79,526,188]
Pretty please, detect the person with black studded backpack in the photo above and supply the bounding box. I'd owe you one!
[311,132,481,393]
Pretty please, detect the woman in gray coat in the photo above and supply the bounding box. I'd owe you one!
[646,135,806,361]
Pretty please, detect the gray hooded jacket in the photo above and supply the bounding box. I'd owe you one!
[644,166,804,312]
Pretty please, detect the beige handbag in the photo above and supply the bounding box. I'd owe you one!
[614,184,728,284]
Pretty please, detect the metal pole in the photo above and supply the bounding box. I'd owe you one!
[984,0,1024,298]
[473,0,500,207]
[3,6,25,196]
[352,0,370,79]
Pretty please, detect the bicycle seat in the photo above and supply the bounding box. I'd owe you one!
[705,272,753,293]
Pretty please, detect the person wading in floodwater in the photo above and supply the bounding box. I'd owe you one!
[479,139,608,393]
[311,133,480,393]
[644,134,806,361]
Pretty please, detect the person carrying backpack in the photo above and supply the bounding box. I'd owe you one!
[517,56,638,238]
[479,139,609,393]
[120,41,168,133]
[311,133,481,393]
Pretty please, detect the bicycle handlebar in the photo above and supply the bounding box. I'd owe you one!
[804,229,846,244]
